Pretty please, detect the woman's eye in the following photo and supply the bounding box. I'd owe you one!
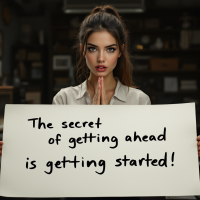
[88,47,96,52]
[107,48,115,52]
[87,47,116,52]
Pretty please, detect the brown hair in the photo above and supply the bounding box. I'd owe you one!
[72,4,137,93]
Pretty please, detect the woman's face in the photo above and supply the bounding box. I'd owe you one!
[82,30,124,79]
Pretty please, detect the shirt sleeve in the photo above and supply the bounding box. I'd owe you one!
[52,91,65,105]
[139,92,151,105]
[144,95,151,105]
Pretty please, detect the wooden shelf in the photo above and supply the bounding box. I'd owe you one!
[0,86,14,90]
[13,44,45,48]
[131,49,200,54]
[134,70,200,74]
[146,6,200,11]
[149,91,199,95]
[130,29,180,34]
[52,26,79,30]
[129,28,200,34]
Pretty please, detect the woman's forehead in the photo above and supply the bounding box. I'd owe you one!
[87,31,117,46]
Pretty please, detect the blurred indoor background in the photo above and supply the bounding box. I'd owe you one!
[0,0,200,198]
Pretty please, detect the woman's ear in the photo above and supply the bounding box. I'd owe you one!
[118,44,124,57]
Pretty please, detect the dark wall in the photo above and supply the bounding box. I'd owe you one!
[0,0,62,84]
[0,0,20,81]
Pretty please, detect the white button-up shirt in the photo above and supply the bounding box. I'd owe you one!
[52,77,151,105]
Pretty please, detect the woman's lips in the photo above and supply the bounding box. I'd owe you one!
[95,65,107,72]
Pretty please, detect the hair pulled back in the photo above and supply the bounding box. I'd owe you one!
[72,4,137,92]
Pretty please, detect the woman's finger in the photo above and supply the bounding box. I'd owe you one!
[92,77,100,105]
[92,78,99,104]
[101,77,108,105]
[97,78,101,105]
[100,77,104,104]
[97,87,100,104]
[197,135,200,141]
[98,78,101,105]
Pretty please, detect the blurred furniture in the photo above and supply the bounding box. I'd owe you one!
[49,10,80,103]
[12,44,48,104]
[124,6,200,129]
[0,86,13,105]
[0,86,13,133]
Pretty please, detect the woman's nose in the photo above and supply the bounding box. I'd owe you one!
[97,50,105,62]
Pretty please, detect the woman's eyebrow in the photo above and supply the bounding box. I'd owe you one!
[87,43,117,47]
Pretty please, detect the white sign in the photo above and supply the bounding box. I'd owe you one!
[0,103,199,198]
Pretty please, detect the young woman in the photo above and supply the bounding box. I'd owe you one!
[52,5,150,106]
[0,4,200,200]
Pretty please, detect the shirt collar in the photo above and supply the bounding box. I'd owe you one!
[76,77,127,102]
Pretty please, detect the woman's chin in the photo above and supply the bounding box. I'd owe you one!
[94,72,107,77]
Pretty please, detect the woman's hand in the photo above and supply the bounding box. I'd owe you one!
[92,77,101,105]
[100,77,108,105]
[0,141,3,156]
[197,135,200,157]
[92,77,108,105]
